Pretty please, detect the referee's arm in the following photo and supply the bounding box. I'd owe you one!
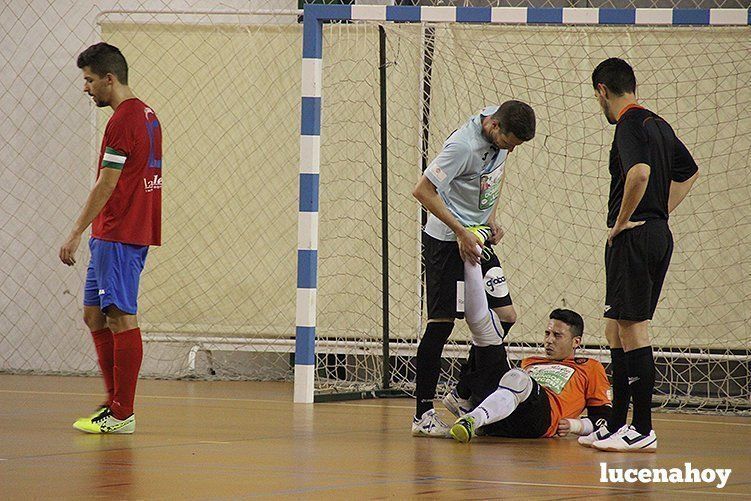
[668,170,699,214]
[608,164,650,245]
[668,138,699,214]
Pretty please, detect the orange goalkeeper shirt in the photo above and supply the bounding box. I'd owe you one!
[522,357,611,437]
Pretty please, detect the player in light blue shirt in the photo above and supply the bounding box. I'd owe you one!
[423,105,510,242]
[411,101,536,437]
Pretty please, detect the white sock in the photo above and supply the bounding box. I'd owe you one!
[463,249,502,347]
[467,387,518,428]
[463,251,488,324]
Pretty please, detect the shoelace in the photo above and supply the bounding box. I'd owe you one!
[92,409,112,423]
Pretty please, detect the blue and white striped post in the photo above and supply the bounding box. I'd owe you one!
[295,5,353,403]
[294,4,751,403]
[295,8,322,404]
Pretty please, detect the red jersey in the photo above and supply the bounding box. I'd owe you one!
[92,98,162,246]
[522,357,611,438]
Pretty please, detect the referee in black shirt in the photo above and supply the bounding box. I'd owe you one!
[583,58,699,453]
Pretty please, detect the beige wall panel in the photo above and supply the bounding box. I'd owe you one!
[103,23,302,339]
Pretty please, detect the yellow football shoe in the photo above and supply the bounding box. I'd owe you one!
[73,408,135,434]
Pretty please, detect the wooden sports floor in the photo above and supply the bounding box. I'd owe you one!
[1,375,748,499]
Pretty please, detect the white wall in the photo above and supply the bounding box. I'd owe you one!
[0,0,297,372]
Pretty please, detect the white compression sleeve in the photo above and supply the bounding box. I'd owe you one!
[463,248,503,347]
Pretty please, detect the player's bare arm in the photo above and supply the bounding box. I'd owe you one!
[556,418,574,436]
[557,417,594,437]
[608,163,649,246]
[668,170,699,214]
[487,175,506,245]
[59,167,122,266]
[412,175,482,263]
[558,402,611,437]
[487,218,504,245]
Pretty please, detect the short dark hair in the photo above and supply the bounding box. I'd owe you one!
[592,58,636,96]
[77,42,128,85]
[549,308,584,339]
[492,100,536,142]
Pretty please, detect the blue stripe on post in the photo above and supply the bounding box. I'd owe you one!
[300,97,321,136]
[386,5,420,22]
[457,7,491,23]
[300,5,331,59]
[302,5,351,59]
[299,173,320,212]
[310,4,352,21]
[295,326,316,365]
[297,249,318,289]
[302,19,322,59]
[599,9,635,24]
[673,9,710,25]
[527,8,562,24]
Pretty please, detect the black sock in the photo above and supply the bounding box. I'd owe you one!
[415,322,453,417]
[471,343,511,402]
[456,322,513,400]
[607,348,630,433]
[500,321,515,339]
[456,345,476,400]
[457,344,511,405]
[626,346,655,435]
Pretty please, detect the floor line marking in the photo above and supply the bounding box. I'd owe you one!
[435,476,747,497]
[1,388,749,427]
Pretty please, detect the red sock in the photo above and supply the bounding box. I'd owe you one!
[91,328,115,407]
[110,328,143,420]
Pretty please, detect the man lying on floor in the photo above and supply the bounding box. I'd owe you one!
[439,241,612,445]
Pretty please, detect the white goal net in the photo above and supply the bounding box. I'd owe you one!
[312,19,750,411]
[1,2,748,414]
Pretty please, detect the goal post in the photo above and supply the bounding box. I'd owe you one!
[295,5,751,404]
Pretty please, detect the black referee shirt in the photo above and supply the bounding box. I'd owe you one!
[606,105,698,228]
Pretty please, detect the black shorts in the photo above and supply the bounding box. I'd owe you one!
[480,378,551,438]
[423,232,513,320]
[604,219,673,322]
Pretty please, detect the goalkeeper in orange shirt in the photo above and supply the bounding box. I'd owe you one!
[441,239,612,444]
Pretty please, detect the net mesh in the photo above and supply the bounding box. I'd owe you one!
[1,7,304,381]
[106,16,303,380]
[316,21,750,412]
[1,2,749,414]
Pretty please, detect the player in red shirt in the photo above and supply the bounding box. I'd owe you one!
[59,43,162,434]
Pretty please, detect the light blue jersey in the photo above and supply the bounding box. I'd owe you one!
[424,105,508,241]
